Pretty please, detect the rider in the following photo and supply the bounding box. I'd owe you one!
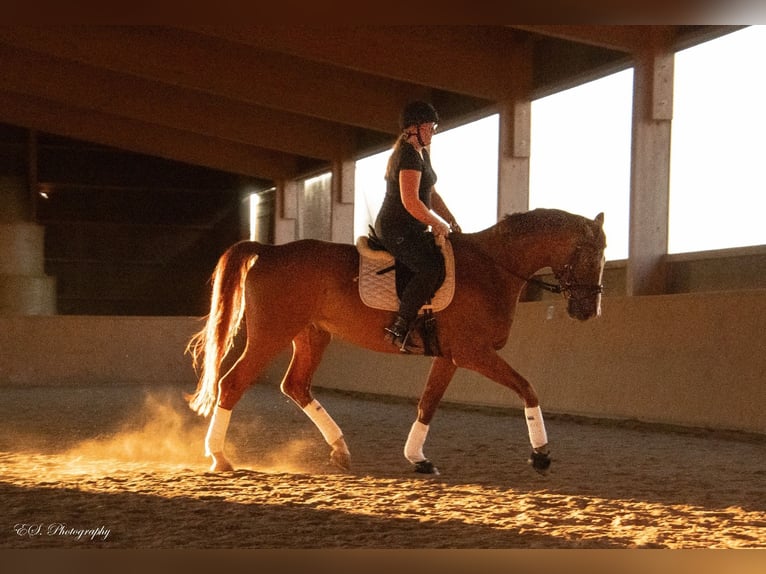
[374,101,462,352]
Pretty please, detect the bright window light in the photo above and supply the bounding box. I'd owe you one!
[249,191,260,241]
[669,25,766,253]
[530,69,633,262]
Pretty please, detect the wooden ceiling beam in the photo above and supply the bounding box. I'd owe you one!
[508,25,649,53]
[512,25,743,55]
[0,91,301,180]
[0,26,411,134]
[0,42,352,162]
[183,25,525,101]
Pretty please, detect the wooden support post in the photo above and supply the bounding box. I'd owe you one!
[497,39,532,219]
[27,129,38,222]
[274,179,298,244]
[331,155,355,244]
[627,28,674,295]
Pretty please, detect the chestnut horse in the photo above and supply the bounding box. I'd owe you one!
[187,208,606,475]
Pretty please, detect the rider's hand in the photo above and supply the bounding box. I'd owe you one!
[432,220,451,238]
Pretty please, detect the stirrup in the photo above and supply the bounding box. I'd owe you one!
[384,318,416,354]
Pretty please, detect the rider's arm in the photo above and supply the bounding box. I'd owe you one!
[399,170,450,237]
[430,190,461,233]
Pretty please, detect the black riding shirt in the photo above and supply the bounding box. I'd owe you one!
[375,141,438,239]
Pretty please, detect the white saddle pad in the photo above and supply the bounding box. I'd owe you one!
[356,236,455,313]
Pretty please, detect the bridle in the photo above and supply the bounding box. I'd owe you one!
[553,261,604,301]
[509,245,604,302]
[521,272,603,301]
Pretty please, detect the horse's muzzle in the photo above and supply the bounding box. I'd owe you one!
[567,291,602,321]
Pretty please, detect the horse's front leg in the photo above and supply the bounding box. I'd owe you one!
[462,351,551,474]
[404,356,457,475]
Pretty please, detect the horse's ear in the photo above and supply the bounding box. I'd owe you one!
[595,212,604,225]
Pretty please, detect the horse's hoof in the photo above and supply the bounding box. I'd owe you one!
[528,450,551,475]
[209,452,234,472]
[414,460,440,475]
[330,449,351,471]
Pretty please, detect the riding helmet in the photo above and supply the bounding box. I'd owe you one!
[400,101,439,130]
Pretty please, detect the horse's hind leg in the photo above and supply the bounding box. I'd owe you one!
[206,337,287,472]
[281,325,351,471]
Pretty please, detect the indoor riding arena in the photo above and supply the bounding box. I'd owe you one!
[0,25,763,572]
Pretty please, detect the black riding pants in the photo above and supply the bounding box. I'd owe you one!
[376,226,445,325]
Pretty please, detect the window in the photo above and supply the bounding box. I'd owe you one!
[529,69,633,262]
[298,173,332,240]
[248,188,275,243]
[669,25,766,253]
[354,149,388,239]
[429,114,498,233]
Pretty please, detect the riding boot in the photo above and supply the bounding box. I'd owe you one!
[384,315,416,354]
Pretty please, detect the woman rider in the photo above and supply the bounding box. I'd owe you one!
[374,101,461,352]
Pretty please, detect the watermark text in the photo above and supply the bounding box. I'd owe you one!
[14,522,111,542]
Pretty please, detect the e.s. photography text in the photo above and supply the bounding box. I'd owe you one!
[14,522,111,542]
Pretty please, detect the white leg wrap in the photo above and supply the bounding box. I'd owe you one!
[205,406,232,456]
[404,421,429,463]
[525,406,548,449]
[302,400,343,446]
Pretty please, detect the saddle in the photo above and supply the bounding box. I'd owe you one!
[356,229,456,313]
[356,229,456,357]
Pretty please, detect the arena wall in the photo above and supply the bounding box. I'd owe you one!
[1,290,764,434]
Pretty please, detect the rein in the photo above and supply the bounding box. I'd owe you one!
[525,274,565,294]
[505,268,563,294]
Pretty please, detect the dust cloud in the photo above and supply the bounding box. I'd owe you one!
[57,389,324,476]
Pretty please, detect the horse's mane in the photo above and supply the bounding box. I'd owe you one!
[498,208,598,242]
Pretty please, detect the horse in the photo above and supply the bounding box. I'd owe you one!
[186,208,606,475]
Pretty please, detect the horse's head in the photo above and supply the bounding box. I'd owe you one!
[554,212,606,321]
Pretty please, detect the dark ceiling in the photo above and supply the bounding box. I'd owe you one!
[0,25,740,186]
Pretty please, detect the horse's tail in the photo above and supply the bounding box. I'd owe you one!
[186,241,261,417]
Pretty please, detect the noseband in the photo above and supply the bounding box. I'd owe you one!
[553,262,604,301]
